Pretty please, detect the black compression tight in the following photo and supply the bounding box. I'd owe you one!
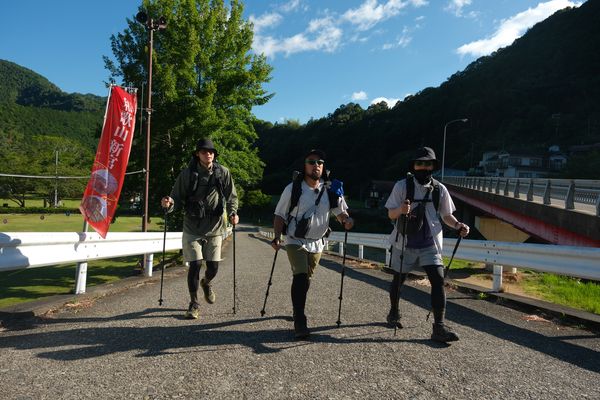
[423,264,446,311]
[187,260,219,294]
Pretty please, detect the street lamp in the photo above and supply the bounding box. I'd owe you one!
[441,118,468,181]
[136,11,166,233]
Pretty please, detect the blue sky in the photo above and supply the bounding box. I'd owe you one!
[0,0,583,123]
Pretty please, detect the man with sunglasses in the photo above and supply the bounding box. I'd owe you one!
[271,149,354,339]
[385,146,469,343]
[161,138,238,319]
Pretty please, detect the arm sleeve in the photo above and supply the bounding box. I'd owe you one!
[222,168,238,215]
[331,195,349,217]
[274,184,293,220]
[385,181,405,210]
[438,184,456,217]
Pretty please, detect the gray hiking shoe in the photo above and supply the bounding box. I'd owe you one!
[185,302,200,319]
[200,278,216,304]
[431,323,459,343]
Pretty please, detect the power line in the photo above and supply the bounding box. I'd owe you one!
[0,169,146,180]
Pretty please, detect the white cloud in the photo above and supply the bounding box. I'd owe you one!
[351,91,368,101]
[280,0,304,13]
[382,26,413,49]
[445,0,471,16]
[343,0,428,31]
[457,0,582,57]
[249,12,283,34]
[253,16,343,58]
[371,96,400,107]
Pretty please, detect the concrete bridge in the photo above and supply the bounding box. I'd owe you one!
[444,177,600,247]
[1,226,599,399]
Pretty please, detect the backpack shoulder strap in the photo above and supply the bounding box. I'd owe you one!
[405,176,415,203]
[288,175,303,217]
[212,162,225,199]
[431,178,440,211]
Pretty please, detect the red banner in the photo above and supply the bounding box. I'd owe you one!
[80,86,137,238]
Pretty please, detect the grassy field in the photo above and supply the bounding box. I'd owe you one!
[1,213,163,232]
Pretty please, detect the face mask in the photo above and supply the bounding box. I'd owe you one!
[413,169,432,185]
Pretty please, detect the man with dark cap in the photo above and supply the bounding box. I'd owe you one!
[385,146,469,343]
[271,149,354,339]
[161,138,238,319]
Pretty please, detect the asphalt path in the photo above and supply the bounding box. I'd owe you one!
[1,225,599,399]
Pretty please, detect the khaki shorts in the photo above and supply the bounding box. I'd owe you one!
[182,232,222,262]
[285,244,322,278]
[390,245,442,273]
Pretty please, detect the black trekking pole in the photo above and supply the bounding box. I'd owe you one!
[394,203,409,336]
[260,249,279,316]
[158,208,168,306]
[426,235,462,321]
[335,230,349,328]
[232,219,237,314]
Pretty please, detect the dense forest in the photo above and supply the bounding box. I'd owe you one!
[256,0,600,197]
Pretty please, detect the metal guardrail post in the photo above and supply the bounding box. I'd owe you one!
[75,262,88,294]
[514,180,520,199]
[565,180,575,210]
[358,244,364,259]
[527,179,534,201]
[339,241,344,257]
[543,180,551,205]
[492,265,503,291]
[144,253,154,277]
[385,248,391,265]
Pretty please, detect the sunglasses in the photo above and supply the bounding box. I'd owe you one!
[199,149,215,154]
[414,160,434,167]
[305,159,325,166]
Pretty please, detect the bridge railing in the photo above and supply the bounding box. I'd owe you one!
[258,229,600,290]
[0,228,232,294]
[443,176,600,216]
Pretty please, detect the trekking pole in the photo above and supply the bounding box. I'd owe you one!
[426,235,462,321]
[158,208,168,306]
[335,229,349,328]
[394,202,409,336]
[232,219,237,314]
[260,249,279,316]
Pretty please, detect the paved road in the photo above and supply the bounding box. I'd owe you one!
[1,226,599,399]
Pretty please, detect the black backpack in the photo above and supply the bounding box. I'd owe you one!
[399,176,440,236]
[185,159,225,218]
[283,171,340,235]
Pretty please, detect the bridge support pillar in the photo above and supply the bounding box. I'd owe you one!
[75,262,88,294]
[475,217,529,242]
[492,264,503,291]
[144,253,154,277]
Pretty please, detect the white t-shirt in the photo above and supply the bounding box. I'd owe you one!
[275,179,347,253]
[385,178,455,254]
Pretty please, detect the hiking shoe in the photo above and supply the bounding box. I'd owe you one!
[431,323,459,343]
[185,302,200,319]
[386,310,403,329]
[200,278,216,304]
[294,315,310,340]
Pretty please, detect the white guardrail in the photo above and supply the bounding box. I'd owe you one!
[0,228,232,294]
[259,229,600,290]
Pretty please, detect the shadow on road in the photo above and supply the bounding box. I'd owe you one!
[318,257,600,374]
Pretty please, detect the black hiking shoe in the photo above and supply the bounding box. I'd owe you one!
[386,310,403,329]
[294,315,310,340]
[431,323,459,343]
[200,278,216,304]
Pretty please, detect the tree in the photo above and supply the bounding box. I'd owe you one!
[104,0,273,213]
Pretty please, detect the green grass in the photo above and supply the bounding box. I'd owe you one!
[1,197,82,208]
[1,213,164,232]
[0,252,181,309]
[522,273,600,314]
